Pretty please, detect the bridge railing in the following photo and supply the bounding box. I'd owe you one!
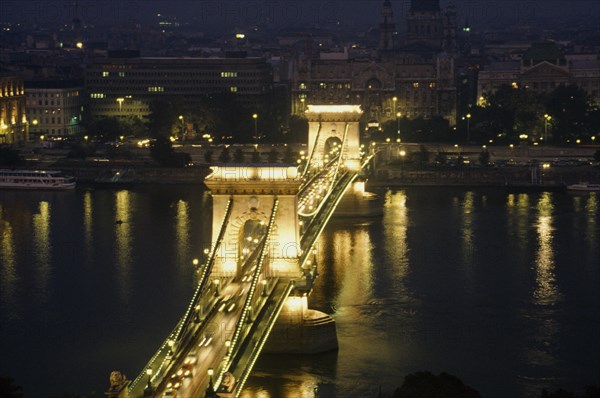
[231,279,296,394]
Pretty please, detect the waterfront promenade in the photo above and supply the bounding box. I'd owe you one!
[15,142,600,187]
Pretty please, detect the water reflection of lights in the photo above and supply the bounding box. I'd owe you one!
[384,191,409,286]
[115,191,132,305]
[176,200,190,267]
[0,206,18,317]
[507,193,530,250]
[333,227,373,306]
[585,193,598,246]
[461,192,474,271]
[533,193,560,305]
[83,191,93,263]
[33,201,51,301]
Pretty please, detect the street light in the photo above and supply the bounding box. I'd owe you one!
[392,96,397,116]
[205,368,216,398]
[143,368,153,397]
[396,111,401,140]
[466,113,472,143]
[178,115,184,141]
[252,113,258,141]
[543,114,551,142]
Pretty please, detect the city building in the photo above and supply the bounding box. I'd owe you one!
[477,42,600,104]
[290,0,458,125]
[0,74,28,145]
[84,54,273,119]
[24,79,85,140]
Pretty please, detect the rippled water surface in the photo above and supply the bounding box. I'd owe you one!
[0,186,598,398]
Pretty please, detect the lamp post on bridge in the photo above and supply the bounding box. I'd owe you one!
[143,368,153,397]
[205,368,217,398]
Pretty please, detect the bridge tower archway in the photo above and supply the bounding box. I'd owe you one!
[204,165,303,279]
[305,105,363,172]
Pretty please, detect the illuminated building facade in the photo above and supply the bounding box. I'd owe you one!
[85,56,273,119]
[0,75,27,145]
[290,0,457,125]
[25,79,85,139]
[477,42,600,105]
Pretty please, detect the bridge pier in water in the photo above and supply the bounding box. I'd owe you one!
[264,295,338,354]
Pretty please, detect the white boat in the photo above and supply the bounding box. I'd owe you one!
[566,182,600,191]
[0,169,76,190]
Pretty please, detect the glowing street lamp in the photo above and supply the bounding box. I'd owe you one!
[392,96,397,116]
[396,111,401,139]
[466,113,472,143]
[178,115,185,141]
[206,368,216,397]
[252,113,258,141]
[144,368,154,397]
[543,114,551,142]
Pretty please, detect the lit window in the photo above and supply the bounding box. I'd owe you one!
[429,82,436,88]
[319,82,326,89]
[118,72,125,77]
[147,86,164,92]
[220,72,238,78]
[90,93,105,99]
[299,83,307,89]
[413,82,419,88]
[230,86,238,92]
[102,71,109,77]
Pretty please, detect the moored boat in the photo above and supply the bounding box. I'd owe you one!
[0,169,76,190]
[566,182,600,191]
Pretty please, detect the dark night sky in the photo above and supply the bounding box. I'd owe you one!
[0,0,599,31]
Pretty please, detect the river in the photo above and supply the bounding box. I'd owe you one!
[0,185,598,397]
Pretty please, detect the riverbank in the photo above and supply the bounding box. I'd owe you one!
[368,164,600,189]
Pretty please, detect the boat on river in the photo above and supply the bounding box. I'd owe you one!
[0,169,76,190]
[94,168,135,188]
[566,182,600,191]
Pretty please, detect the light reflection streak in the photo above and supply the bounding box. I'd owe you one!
[33,201,51,302]
[333,227,374,306]
[585,193,597,247]
[383,190,409,290]
[461,191,474,274]
[523,193,560,369]
[176,200,190,267]
[507,193,530,251]
[0,206,18,318]
[83,191,93,265]
[533,193,559,305]
[115,191,132,306]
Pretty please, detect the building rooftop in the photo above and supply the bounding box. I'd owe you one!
[522,42,565,62]
[24,78,84,88]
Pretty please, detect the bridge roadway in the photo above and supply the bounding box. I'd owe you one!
[131,154,373,398]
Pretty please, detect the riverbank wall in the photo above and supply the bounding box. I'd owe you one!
[368,165,600,189]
